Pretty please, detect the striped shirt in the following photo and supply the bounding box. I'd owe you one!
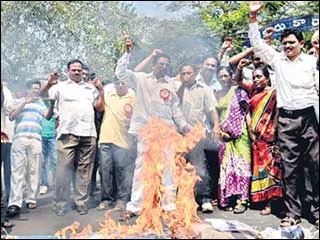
[13,100,47,141]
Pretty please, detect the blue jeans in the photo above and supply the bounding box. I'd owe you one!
[41,137,57,186]
[99,143,135,204]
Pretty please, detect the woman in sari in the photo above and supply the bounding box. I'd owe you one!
[235,59,282,215]
[215,67,252,214]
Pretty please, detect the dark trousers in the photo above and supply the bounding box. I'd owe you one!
[55,134,96,211]
[278,107,319,221]
[99,143,135,204]
[1,143,11,201]
[205,149,220,201]
[186,138,217,204]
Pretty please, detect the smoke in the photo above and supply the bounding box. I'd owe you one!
[1,1,221,92]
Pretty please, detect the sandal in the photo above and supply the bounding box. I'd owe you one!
[96,201,113,211]
[280,217,301,227]
[260,206,271,216]
[118,210,137,222]
[211,199,218,207]
[233,200,247,214]
[27,202,37,209]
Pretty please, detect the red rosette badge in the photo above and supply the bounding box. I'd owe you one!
[124,103,133,118]
[160,88,170,103]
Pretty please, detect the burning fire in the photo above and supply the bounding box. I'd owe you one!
[55,117,205,239]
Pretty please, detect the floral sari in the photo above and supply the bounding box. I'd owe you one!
[217,86,251,207]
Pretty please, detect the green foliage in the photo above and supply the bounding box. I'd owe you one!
[197,1,319,53]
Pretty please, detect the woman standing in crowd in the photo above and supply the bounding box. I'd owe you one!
[235,59,283,215]
[215,66,252,214]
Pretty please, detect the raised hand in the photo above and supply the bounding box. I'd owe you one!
[1,131,9,143]
[151,49,163,57]
[237,58,250,70]
[48,72,59,86]
[249,1,263,14]
[264,27,275,39]
[125,38,134,53]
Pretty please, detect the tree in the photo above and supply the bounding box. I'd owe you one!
[1,1,148,90]
[196,1,319,52]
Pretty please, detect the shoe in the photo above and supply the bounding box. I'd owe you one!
[201,202,214,213]
[6,205,20,218]
[26,202,37,209]
[39,185,48,195]
[118,210,137,222]
[280,216,301,227]
[76,205,88,215]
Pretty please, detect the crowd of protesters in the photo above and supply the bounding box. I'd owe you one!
[1,1,319,236]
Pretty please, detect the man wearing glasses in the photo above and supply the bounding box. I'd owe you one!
[248,1,319,229]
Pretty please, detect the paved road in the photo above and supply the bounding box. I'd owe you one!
[3,190,319,239]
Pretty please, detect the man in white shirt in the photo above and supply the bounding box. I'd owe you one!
[41,59,104,216]
[248,1,319,229]
[115,39,190,221]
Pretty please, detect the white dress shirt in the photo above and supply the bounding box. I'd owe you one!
[249,22,319,111]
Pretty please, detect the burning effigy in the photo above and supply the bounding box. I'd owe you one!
[54,116,206,239]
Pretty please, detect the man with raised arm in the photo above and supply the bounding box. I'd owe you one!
[248,1,319,229]
[115,39,190,221]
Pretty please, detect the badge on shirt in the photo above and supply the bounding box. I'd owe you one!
[160,89,170,103]
[124,103,133,118]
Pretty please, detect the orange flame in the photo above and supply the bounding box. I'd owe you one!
[55,117,205,239]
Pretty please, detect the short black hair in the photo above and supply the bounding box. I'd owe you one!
[179,64,197,73]
[152,53,171,65]
[202,56,218,64]
[280,29,304,42]
[89,73,96,80]
[82,64,89,72]
[216,66,233,78]
[27,80,41,89]
[254,64,270,80]
[67,59,83,70]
